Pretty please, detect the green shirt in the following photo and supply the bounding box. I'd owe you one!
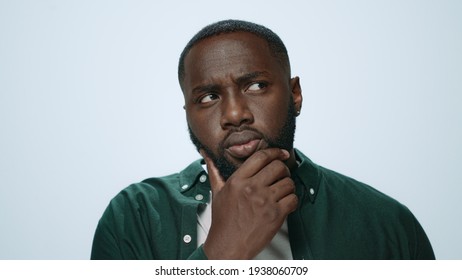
[91,149,435,259]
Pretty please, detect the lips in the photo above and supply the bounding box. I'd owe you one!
[223,130,264,159]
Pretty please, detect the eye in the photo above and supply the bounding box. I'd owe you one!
[199,93,219,104]
[246,82,267,92]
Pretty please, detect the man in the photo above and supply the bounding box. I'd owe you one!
[91,19,435,259]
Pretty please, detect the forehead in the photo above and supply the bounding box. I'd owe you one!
[183,32,284,90]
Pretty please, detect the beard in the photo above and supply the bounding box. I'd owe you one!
[188,100,296,181]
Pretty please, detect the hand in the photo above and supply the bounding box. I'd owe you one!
[200,148,298,259]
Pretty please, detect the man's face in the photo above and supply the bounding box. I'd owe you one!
[182,32,302,180]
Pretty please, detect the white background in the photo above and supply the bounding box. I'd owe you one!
[0,0,460,259]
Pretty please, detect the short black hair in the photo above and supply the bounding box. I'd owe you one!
[178,19,291,89]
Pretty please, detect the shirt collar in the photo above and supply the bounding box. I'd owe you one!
[292,148,321,203]
[178,159,211,204]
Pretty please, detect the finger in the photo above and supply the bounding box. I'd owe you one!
[254,159,291,187]
[200,149,225,194]
[277,193,298,215]
[238,148,290,178]
[268,177,295,202]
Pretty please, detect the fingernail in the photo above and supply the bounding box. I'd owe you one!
[282,149,290,158]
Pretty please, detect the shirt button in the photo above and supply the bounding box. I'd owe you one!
[183,234,192,244]
[195,194,204,201]
[181,184,189,190]
[199,174,207,183]
[309,188,315,195]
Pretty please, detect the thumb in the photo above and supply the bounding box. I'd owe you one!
[200,149,225,195]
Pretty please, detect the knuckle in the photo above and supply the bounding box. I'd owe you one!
[285,178,295,191]
[277,177,291,189]
[252,195,268,208]
[272,159,285,169]
[244,185,254,195]
[242,178,259,194]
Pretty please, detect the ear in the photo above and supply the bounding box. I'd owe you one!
[290,76,303,115]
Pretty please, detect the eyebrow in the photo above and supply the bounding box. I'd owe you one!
[235,71,269,85]
[191,84,220,96]
[191,71,270,95]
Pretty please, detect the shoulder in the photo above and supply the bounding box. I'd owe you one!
[320,166,400,205]
[107,159,205,212]
[294,149,435,259]
[319,164,414,219]
[295,148,413,220]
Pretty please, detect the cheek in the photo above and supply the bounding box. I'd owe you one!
[187,111,222,147]
[250,95,289,130]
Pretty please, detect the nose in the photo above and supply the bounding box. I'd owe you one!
[220,91,254,129]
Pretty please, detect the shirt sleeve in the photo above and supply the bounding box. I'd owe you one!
[411,215,435,259]
[90,206,122,260]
